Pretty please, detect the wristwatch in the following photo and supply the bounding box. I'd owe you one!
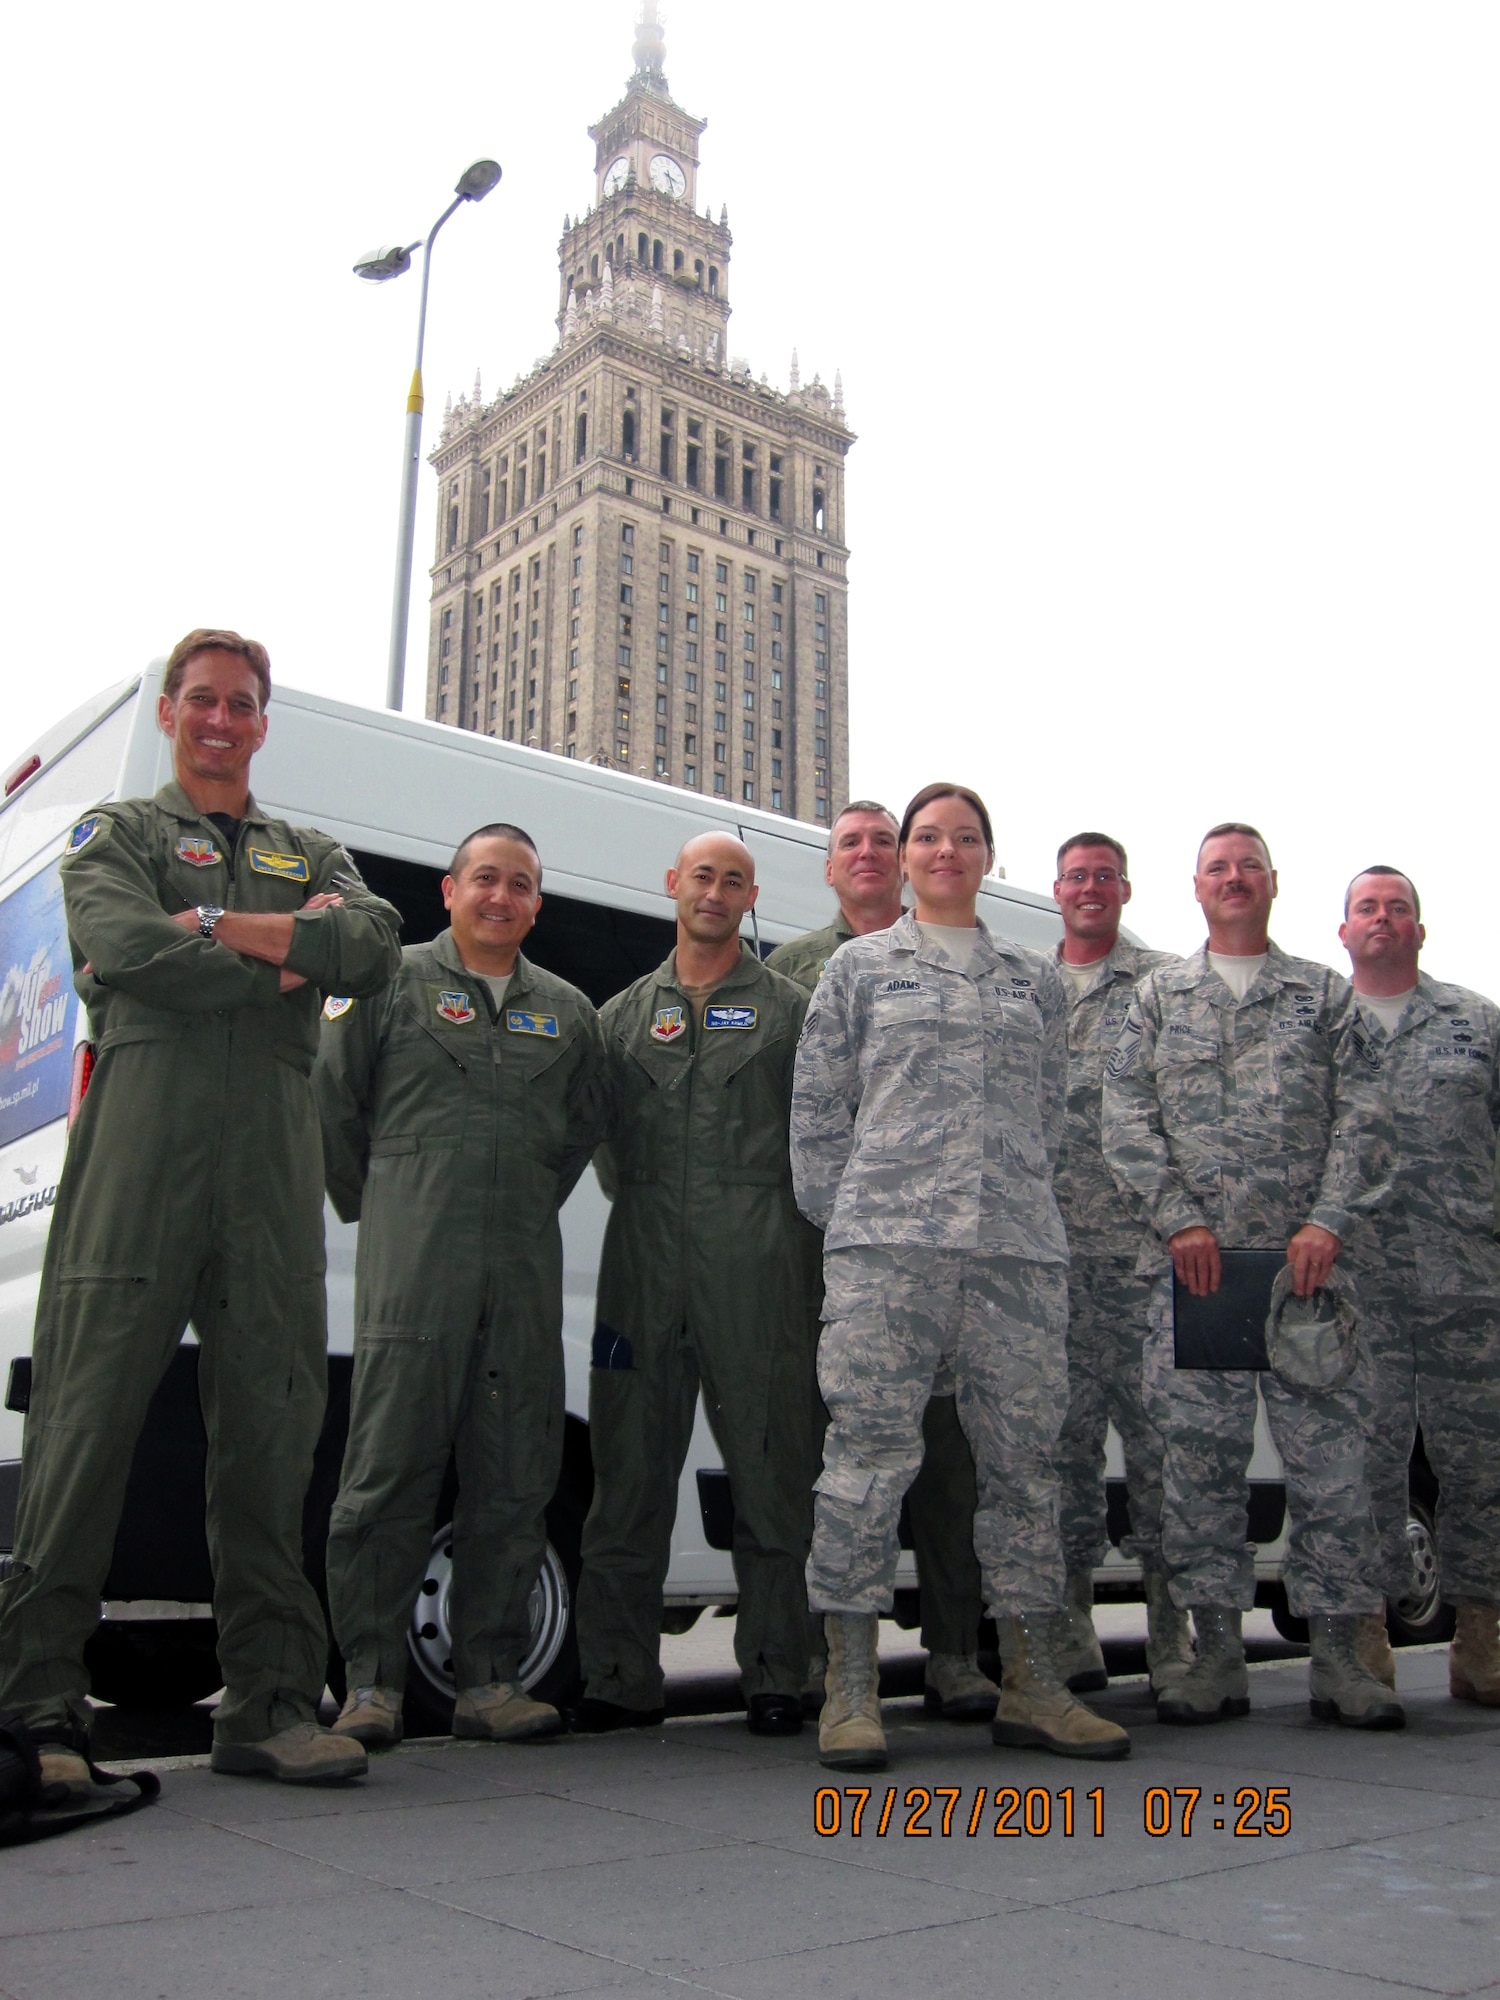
[197,905,226,939]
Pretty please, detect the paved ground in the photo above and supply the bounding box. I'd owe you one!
[5,1622,1497,1999]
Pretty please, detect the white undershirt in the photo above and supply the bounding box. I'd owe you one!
[1358,986,1416,1037]
[917,921,980,971]
[476,971,513,1014]
[1208,951,1267,1000]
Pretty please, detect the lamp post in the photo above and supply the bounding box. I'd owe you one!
[355,158,502,713]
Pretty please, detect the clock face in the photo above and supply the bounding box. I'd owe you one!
[602,157,629,197]
[649,153,686,198]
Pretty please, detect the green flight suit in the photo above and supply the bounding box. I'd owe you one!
[767,913,984,1656]
[0,783,400,1745]
[315,932,605,1692]
[577,945,822,1709]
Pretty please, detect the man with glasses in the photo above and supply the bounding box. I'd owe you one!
[1049,834,1188,1694]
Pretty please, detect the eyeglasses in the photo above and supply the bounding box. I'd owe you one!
[1060,869,1123,887]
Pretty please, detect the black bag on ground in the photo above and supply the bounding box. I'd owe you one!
[0,1710,160,1846]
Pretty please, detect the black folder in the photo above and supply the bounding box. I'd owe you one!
[1172,1248,1284,1370]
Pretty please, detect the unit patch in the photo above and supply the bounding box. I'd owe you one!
[436,990,476,1025]
[650,1005,687,1043]
[66,815,102,854]
[322,996,354,1021]
[246,847,311,882]
[704,1005,757,1032]
[506,1008,559,1038]
[176,836,221,868]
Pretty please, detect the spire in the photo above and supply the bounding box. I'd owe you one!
[833,368,845,419]
[649,281,664,336]
[444,389,453,418]
[563,286,578,342]
[632,2,668,88]
[719,203,729,229]
[788,348,800,392]
[599,259,614,321]
[472,366,482,408]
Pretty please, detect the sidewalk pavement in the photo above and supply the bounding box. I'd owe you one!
[4,1644,1497,2000]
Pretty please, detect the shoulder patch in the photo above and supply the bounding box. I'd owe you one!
[650,1004,687,1043]
[704,1004,758,1032]
[322,996,354,1021]
[436,989,476,1025]
[65,813,105,855]
[506,1008,559,1038]
[247,847,311,882]
[175,835,222,868]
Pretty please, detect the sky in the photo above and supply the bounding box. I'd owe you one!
[3,2,1497,988]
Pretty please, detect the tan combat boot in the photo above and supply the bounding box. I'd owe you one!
[1051,1569,1108,1693]
[1156,1606,1250,1724]
[332,1684,404,1749]
[818,1612,887,1771]
[992,1612,1130,1760]
[1357,1609,1397,1691]
[211,1722,368,1784]
[1308,1615,1405,1728]
[923,1651,1000,1721]
[36,1745,92,1805]
[803,1645,828,1718]
[1144,1570,1194,1693]
[452,1682,562,1741]
[1449,1602,1500,1706]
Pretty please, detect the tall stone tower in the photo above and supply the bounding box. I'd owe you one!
[424,5,852,824]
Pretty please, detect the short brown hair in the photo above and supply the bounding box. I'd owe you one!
[163,628,272,710]
[1057,830,1128,877]
[1197,821,1272,869]
[829,799,898,854]
[898,783,995,856]
[1345,867,1420,920]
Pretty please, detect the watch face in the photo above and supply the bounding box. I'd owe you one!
[649,153,685,197]
[603,157,629,196]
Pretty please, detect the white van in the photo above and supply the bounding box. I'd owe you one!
[0,672,1446,1724]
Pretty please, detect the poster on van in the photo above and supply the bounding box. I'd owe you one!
[0,861,77,1148]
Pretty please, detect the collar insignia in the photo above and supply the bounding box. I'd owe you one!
[247,847,310,882]
[506,1009,559,1038]
[650,1005,687,1043]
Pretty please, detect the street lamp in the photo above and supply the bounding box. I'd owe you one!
[356,157,502,713]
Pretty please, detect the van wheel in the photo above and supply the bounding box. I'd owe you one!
[1387,1497,1456,1646]
[402,1482,585,1737]
[84,1619,223,1711]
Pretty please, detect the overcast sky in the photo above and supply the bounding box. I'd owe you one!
[4,3,1496,989]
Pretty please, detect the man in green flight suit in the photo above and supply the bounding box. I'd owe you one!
[767,799,998,1722]
[0,629,401,1793]
[316,823,605,1750]
[574,831,822,1736]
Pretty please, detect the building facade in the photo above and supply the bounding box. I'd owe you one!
[424,7,852,822]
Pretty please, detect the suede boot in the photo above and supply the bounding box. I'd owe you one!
[818,1612,887,1771]
[1144,1570,1194,1693]
[1051,1568,1108,1693]
[1308,1615,1405,1728]
[1155,1606,1249,1724]
[1449,1602,1500,1706]
[923,1651,1000,1720]
[991,1612,1130,1760]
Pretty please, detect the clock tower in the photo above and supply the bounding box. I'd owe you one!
[425,5,852,827]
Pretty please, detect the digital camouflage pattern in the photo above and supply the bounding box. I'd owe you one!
[765,911,855,996]
[577,945,823,1710]
[791,912,1069,1260]
[807,1246,1069,1617]
[1101,942,1387,1617]
[1053,939,1178,1579]
[1343,976,1500,1605]
[0,783,402,1742]
[314,930,605,1694]
[1056,1257,1165,1574]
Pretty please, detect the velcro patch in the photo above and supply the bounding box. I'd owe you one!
[436,990,475,1024]
[650,1005,687,1043]
[506,1009,559,1038]
[65,814,104,855]
[175,836,221,867]
[246,847,310,882]
[1106,1018,1143,1079]
[704,1005,757,1032]
[322,996,354,1021]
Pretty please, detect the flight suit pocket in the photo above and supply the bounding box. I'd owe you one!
[812,1462,876,1506]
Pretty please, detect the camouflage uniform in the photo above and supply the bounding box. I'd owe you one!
[769,911,983,1655]
[1052,940,1179,1577]
[1101,943,1385,1618]
[1342,978,1500,1605]
[792,914,1072,1617]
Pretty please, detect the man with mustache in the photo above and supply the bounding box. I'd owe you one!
[1102,823,1398,1729]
